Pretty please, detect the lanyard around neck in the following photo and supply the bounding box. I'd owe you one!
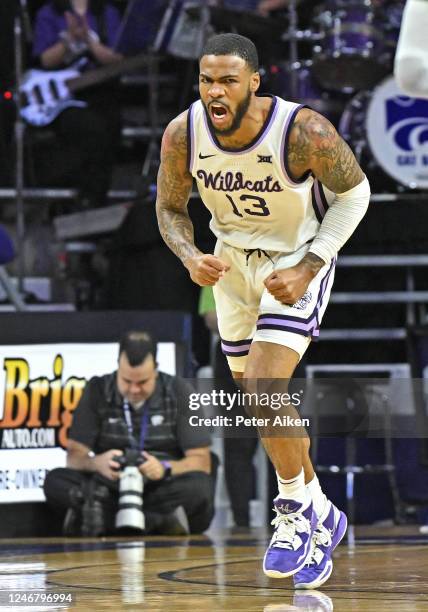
[122,399,150,451]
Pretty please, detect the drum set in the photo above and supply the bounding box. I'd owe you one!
[264,0,416,192]
[166,0,428,193]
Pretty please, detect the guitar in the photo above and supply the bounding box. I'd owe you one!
[20,53,152,127]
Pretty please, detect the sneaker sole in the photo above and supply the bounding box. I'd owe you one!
[294,511,348,589]
[263,544,314,579]
[294,559,333,589]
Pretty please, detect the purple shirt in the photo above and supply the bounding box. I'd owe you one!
[33,2,122,61]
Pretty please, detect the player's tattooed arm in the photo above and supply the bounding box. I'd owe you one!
[156,112,201,265]
[157,113,230,286]
[287,108,365,276]
[298,251,325,277]
[288,108,365,194]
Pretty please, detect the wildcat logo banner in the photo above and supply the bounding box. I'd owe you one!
[367,77,428,189]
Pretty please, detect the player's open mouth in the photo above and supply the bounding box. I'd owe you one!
[210,103,229,126]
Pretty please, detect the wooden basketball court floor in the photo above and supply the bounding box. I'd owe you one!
[0,526,427,611]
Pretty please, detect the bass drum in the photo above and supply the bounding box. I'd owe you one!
[267,60,344,125]
[312,0,390,92]
[339,76,428,191]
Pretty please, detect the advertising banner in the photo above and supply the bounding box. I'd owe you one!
[0,342,175,502]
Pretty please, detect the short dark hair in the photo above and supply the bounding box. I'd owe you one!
[119,331,156,367]
[200,33,259,72]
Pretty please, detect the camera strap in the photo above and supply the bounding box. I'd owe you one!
[122,399,150,451]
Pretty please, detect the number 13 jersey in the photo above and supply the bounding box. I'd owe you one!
[188,95,335,253]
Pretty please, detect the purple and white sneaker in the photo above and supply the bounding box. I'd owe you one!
[293,502,347,589]
[263,498,316,578]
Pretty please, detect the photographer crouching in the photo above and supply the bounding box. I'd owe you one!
[43,331,214,536]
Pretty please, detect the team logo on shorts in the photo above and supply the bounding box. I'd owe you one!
[292,291,312,310]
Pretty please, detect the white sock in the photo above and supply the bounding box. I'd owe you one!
[276,468,311,508]
[306,474,330,520]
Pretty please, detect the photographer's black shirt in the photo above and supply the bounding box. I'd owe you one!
[69,371,211,461]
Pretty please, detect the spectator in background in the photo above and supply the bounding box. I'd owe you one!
[256,0,290,16]
[394,0,428,98]
[44,331,215,536]
[32,0,123,208]
[219,0,290,14]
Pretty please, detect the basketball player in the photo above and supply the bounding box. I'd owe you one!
[395,0,428,98]
[156,34,370,588]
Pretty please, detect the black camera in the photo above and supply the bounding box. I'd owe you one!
[113,448,145,470]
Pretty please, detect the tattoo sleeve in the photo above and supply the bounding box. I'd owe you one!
[299,252,325,276]
[288,109,365,193]
[156,113,200,265]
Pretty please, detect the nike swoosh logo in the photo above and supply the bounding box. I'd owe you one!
[199,153,216,159]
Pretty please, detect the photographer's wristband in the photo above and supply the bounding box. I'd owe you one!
[161,460,172,480]
[86,450,96,471]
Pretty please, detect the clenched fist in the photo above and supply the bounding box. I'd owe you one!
[185,254,230,286]
[264,264,313,305]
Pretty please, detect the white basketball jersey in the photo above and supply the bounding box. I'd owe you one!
[188,95,335,253]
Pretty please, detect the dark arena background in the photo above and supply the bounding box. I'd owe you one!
[0,1,428,610]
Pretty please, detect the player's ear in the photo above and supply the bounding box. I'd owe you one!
[250,71,260,93]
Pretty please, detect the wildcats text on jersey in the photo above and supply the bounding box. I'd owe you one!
[196,170,283,193]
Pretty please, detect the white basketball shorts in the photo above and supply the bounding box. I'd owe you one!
[213,240,336,372]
